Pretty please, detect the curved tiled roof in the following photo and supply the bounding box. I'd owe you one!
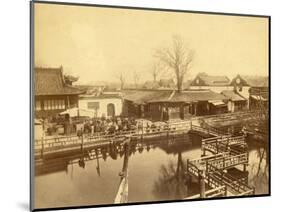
[35,67,83,96]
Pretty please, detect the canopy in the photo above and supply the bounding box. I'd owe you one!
[209,100,226,107]
[251,95,267,101]
[60,107,96,117]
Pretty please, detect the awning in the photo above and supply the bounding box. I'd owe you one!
[60,107,96,117]
[251,95,267,101]
[209,100,226,106]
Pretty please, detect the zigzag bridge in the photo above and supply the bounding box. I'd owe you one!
[34,112,256,203]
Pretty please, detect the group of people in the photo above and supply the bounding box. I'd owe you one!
[76,117,138,136]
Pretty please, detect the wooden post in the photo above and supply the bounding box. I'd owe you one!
[141,120,144,141]
[186,159,190,196]
[199,169,206,198]
[115,140,130,204]
[220,170,224,182]
[81,133,84,152]
[224,186,227,197]
[243,164,247,172]
[201,144,206,157]
[41,138,44,158]
[206,162,210,187]
[67,96,70,109]
[41,120,45,158]
[216,140,219,154]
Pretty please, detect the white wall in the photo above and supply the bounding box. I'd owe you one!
[34,125,43,140]
[190,85,233,93]
[78,97,123,117]
[236,86,251,99]
[190,85,250,101]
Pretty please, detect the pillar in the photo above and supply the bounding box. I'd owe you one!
[81,133,84,152]
[201,146,206,157]
[199,169,206,198]
[243,163,247,172]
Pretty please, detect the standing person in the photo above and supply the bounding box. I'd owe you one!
[91,123,94,136]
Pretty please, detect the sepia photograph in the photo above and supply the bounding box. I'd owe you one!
[31,1,270,211]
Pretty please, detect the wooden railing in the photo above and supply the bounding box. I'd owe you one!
[206,153,248,171]
[186,159,201,177]
[202,135,247,155]
[206,163,254,196]
[194,110,260,123]
[187,152,248,177]
[34,121,195,155]
[184,186,227,199]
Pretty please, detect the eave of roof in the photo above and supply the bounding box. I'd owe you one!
[221,90,247,101]
[122,90,172,104]
[148,89,227,103]
[35,67,83,96]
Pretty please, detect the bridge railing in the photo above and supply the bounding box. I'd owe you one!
[34,120,194,151]
[206,163,254,196]
[189,152,230,166]
[186,159,201,177]
[202,135,247,155]
[184,186,227,199]
[195,110,258,123]
[207,153,248,170]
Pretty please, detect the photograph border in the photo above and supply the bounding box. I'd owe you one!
[30,1,271,211]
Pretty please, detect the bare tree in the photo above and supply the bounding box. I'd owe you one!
[155,35,194,92]
[133,71,140,88]
[116,72,126,90]
[151,61,165,82]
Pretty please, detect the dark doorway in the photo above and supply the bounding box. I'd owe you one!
[107,103,115,117]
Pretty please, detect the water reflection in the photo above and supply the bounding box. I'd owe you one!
[247,139,269,194]
[152,152,187,200]
[35,133,269,208]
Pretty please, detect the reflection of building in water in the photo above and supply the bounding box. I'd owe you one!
[35,134,197,177]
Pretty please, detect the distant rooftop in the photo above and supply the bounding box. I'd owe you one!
[230,75,269,87]
[190,73,230,86]
[80,92,122,99]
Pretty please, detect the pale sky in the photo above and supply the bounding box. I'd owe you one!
[34,3,269,84]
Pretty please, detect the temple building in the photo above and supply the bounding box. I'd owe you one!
[34,66,83,119]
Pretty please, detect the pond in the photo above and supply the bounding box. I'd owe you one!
[34,133,269,209]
